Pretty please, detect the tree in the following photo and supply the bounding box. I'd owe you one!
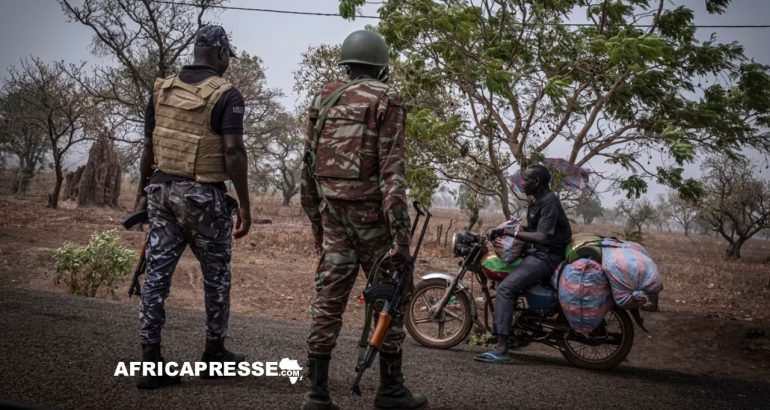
[249,112,305,206]
[293,44,347,111]
[692,210,714,236]
[5,58,90,208]
[223,51,293,201]
[228,52,284,130]
[617,197,654,235]
[699,156,770,259]
[457,182,489,231]
[667,189,699,236]
[651,193,673,231]
[59,0,224,150]
[339,0,770,218]
[0,87,49,193]
[575,197,604,225]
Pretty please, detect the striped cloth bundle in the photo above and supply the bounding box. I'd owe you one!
[557,258,614,335]
[600,239,662,308]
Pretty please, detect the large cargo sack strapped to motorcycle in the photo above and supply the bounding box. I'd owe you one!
[601,237,651,256]
[480,253,523,282]
[600,239,662,309]
[565,233,602,263]
[557,258,614,335]
[491,218,523,263]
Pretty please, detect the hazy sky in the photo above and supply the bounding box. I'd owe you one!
[0,0,768,199]
[0,0,382,107]
[2,0,768,106]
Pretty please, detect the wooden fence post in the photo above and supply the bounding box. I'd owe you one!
[444,219,454,249]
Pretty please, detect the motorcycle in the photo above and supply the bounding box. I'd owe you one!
[404,230,643,370]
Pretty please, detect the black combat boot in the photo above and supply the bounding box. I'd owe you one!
[302,354,339,410]
[136,343,182,389]
[374,351,428,409]
[200,339,246,378]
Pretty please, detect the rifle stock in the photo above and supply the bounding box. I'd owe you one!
[369,312,392,349]
[128,237,147,297]
[122,210,149,298]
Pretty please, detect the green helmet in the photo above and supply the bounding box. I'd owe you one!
[338,30,389,67]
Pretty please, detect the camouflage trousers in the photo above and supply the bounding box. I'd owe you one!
[307,199,413,357]
[139,181,237,345]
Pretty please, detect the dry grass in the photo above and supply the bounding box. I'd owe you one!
[231,194,770,321]
[1,171,769,323]
[3,171,770,380]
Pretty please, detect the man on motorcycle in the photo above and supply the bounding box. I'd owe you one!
[475,164,572,364]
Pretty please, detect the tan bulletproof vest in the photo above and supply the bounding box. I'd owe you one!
[152,75,232,183]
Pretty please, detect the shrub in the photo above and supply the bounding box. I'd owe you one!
[624,229,645,244]
[50,229,136,297]
[467,330,495,348]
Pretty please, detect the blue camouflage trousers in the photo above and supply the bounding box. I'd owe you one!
[139,181,237,345]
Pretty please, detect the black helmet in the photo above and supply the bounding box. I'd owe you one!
[338,30,389,67]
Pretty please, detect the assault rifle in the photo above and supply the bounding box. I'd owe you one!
[121,210,149,297]
[351,201,431,395]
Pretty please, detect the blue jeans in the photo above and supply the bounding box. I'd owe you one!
[492,253,560,336]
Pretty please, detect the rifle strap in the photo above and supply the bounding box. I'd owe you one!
[305,78,370,225]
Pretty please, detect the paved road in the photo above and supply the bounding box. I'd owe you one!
[1,288,768,409]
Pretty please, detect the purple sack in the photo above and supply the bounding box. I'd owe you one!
[557,258,614,335]
[601,242,662,309]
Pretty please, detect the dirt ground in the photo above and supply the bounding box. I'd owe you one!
[1,174,769,383]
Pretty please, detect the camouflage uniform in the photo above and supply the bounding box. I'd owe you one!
[139,181,237,345]
[301,78,411,357]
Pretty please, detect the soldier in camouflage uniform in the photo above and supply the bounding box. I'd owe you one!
[134,25,252,389]
[300,30,428,410]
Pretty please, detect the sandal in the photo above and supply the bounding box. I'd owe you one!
[473,351,513,365]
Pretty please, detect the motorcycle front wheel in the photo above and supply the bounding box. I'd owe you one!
[405,278,473,349]
[558,306,635,370]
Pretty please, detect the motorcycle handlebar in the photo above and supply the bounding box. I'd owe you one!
[412,200,430,217]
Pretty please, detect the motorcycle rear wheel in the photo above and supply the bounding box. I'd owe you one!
[559,306,635,370]
[405,278,473,349]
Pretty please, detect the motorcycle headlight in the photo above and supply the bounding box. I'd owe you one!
[451,233,463,257]
[452,231,479,257]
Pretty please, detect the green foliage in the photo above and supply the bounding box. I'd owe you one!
[341,0,770,217]
[705,0,731,14]
[619,175,648,199]
[406,165,438,206]
[467,330,495,348]
[338,0,366,20]
[50,229,136,298]
[605,31,672,68]
[457,183,489,230]
[575,197,604,225]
